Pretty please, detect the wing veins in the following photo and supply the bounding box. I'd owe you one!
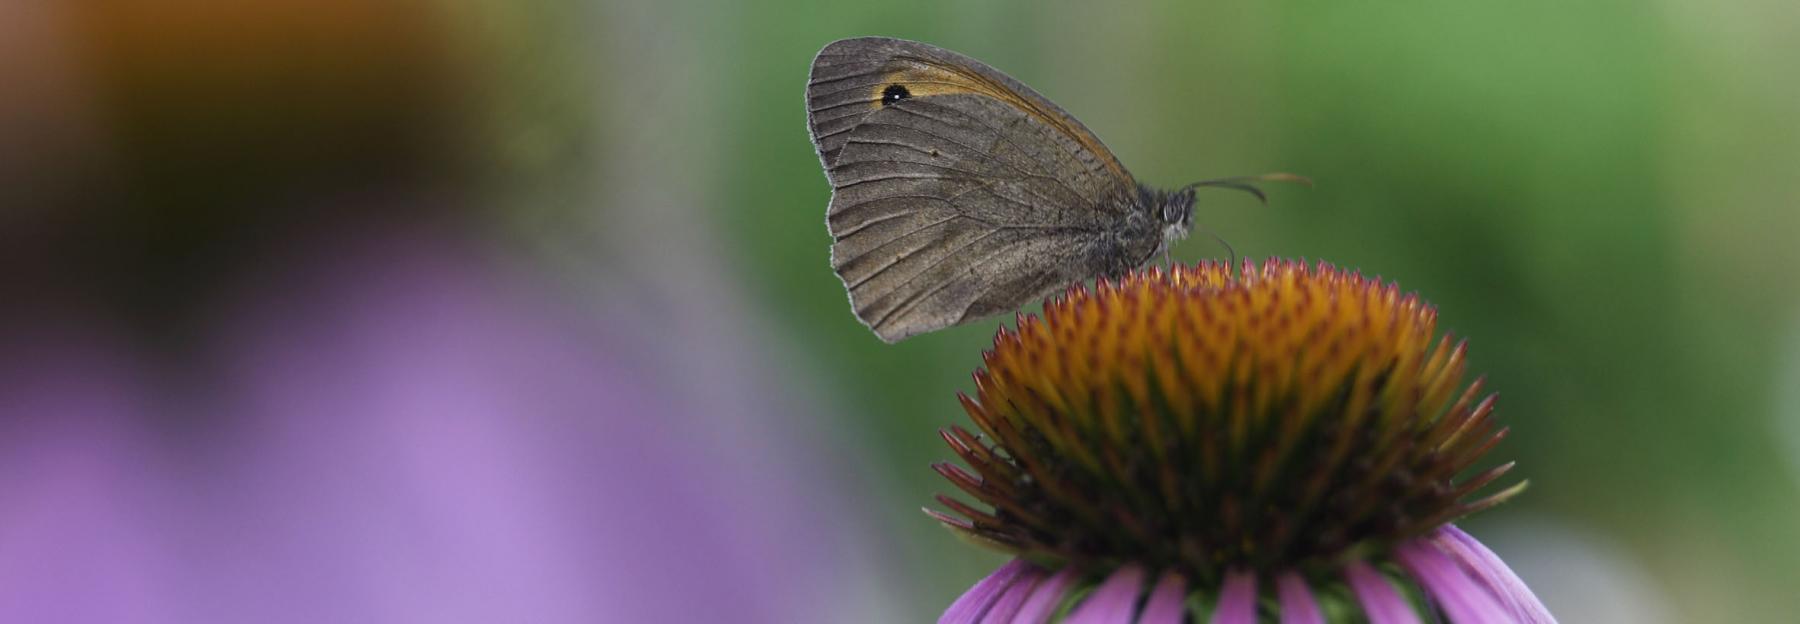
[890,102,1103,207]
[831,171,975,190]
[864,227,1009,329]
[849,218,1089,305]
[846,126,1068,189]
[842,214,990,289]
[810,99,878,114]
[870,228,1077,332]
[836,159,1072,209]
[830,209,914,239]
[848,115,1082,212]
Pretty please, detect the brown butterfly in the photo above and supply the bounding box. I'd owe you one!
[808,37,1303,342]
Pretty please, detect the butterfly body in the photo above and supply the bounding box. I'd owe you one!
[808,37,1212,342]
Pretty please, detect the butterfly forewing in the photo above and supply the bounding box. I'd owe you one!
[808,37,1142,342]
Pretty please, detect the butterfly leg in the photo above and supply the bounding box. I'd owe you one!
[1204,230,1238,278]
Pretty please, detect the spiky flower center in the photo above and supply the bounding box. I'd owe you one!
[931,259,1520,586]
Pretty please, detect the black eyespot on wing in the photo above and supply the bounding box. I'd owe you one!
[881,84,910,106]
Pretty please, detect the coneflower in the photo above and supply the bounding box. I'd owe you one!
[931,259,1553,623]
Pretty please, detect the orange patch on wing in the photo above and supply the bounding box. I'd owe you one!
[868,59,1131,184]
[867,64,986,101]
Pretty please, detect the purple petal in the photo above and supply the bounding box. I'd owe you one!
[1344,560,1423,624]
[1432,525,1557,624]
[1277,572,1324,624]
[1011,568,1078,624]
[1138,571,1189,623]
[1065,564,1148,624]
[980,566,1047,624]
[943,559,1038,624]
[1210,570,1257,624]
[1396,540,1511,624]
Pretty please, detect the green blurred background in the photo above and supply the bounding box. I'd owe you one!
[7,0,1798,621]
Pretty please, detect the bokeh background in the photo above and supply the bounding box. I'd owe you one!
[4,0,1797,621]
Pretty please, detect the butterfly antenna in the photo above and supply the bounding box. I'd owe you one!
[1183,172,1313,206]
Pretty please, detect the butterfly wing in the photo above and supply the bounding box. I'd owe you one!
[807,37,1142,342]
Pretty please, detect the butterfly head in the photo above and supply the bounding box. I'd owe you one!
[1144,185,1197,243]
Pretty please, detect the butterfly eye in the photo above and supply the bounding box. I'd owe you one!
[881,84,911,106]
[1159,191,1196,227]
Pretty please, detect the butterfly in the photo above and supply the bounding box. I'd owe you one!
[807,36,1303,342]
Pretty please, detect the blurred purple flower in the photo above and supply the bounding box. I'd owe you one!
[0,224,875,623]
